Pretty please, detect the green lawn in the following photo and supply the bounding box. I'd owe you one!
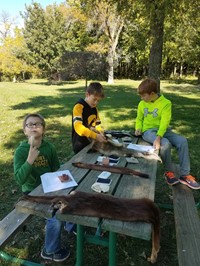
[0,78,200,266]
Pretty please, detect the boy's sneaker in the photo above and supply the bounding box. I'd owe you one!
[164,171,179,186]
[41,248,70,262]
[179,175,200,190]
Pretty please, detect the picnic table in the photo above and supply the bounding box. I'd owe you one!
[15,133,158,266]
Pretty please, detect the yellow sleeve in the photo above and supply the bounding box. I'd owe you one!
[73,103,97,139]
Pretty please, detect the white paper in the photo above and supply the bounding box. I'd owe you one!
[40,170,78,193]
[127,143,155,154]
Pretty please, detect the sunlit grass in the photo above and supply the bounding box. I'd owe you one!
[0,78,200,266]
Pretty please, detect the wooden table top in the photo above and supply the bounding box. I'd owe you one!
[16,136,158,241]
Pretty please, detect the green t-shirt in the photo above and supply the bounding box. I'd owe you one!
[14,139,60,193]
[135,94,172,137]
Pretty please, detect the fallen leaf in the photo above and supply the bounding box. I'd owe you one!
[11,189,17,194]
[139,250,146,259]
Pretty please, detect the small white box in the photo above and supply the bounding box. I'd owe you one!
[98,171,111,179]
[97,156,106,163]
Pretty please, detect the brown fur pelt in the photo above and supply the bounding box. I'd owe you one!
[90,136,162,162]
[20,190,160,263]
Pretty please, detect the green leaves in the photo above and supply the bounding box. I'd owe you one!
[22,2,68,76]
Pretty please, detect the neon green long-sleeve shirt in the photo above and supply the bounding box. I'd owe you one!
[135,95,172,137]
[14,139,60,193]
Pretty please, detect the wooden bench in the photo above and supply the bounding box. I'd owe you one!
[0,209,37,265]
[0,209,31,249]
[172,164,200,266]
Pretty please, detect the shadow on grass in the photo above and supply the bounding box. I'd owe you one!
[3,80,200,182]
[165,78,199,86]
[4,81,200,176]
[28,80,79,86]
[1,80,200,266]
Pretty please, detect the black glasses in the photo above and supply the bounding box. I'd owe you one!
[26,122,43,128]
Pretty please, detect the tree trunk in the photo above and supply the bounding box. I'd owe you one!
[148,4,165,92]
[180,64,183,78]
[106,21,124,84]
[107,48,114,84]
[174,65,177,76]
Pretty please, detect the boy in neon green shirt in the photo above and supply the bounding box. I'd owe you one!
[135,78,200,189]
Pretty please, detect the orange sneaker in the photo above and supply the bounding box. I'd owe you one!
[179,175,200,190]
[164,171,179,186]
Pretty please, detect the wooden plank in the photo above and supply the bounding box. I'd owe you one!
[16,200,53,218]
[172,164,200,266]
[0,209,31,249]
[15,137,158,240]
[56,156,127,228]
[102,156,158,240]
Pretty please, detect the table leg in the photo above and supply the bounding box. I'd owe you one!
[76,224,84,266]
[109,231,117,266]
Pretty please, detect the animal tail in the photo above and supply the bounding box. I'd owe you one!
[148,204,161,263]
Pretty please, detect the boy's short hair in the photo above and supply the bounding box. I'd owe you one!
[23,113,46,129]
[86,82,105,98]
[138,78,158,95]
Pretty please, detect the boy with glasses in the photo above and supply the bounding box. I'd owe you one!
[14,113,70,262]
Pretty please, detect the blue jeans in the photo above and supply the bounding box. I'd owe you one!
[45,216,64,253]
[142,128,190,176]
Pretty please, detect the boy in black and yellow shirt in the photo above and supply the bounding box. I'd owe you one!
[72,82,106,153]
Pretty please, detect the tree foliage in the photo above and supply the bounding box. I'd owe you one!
[68,0,126,83]
[0,0,199,82]
[163,0,200,79]
[0,27,39,81]
[21,2,69,77]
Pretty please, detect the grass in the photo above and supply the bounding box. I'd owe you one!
[0,78,200,265]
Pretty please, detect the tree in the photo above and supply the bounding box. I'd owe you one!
[60,51,107,85]
[21,2,70,78]
[0,11,14,42]
[99,0,165,86]
[147,1,166,89]
[70,0,125,83]
[0,27,39,81]
[163,0,200,81]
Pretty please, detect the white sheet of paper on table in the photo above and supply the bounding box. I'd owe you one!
[127,143,155,154]
[40,170,78,193]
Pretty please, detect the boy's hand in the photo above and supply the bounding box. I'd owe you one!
[90,126,98,133]
[153,136,161,150]
[29,136,36,146]
[27,145,40,165]
[135,129,142,136]
[96,132,107,143]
